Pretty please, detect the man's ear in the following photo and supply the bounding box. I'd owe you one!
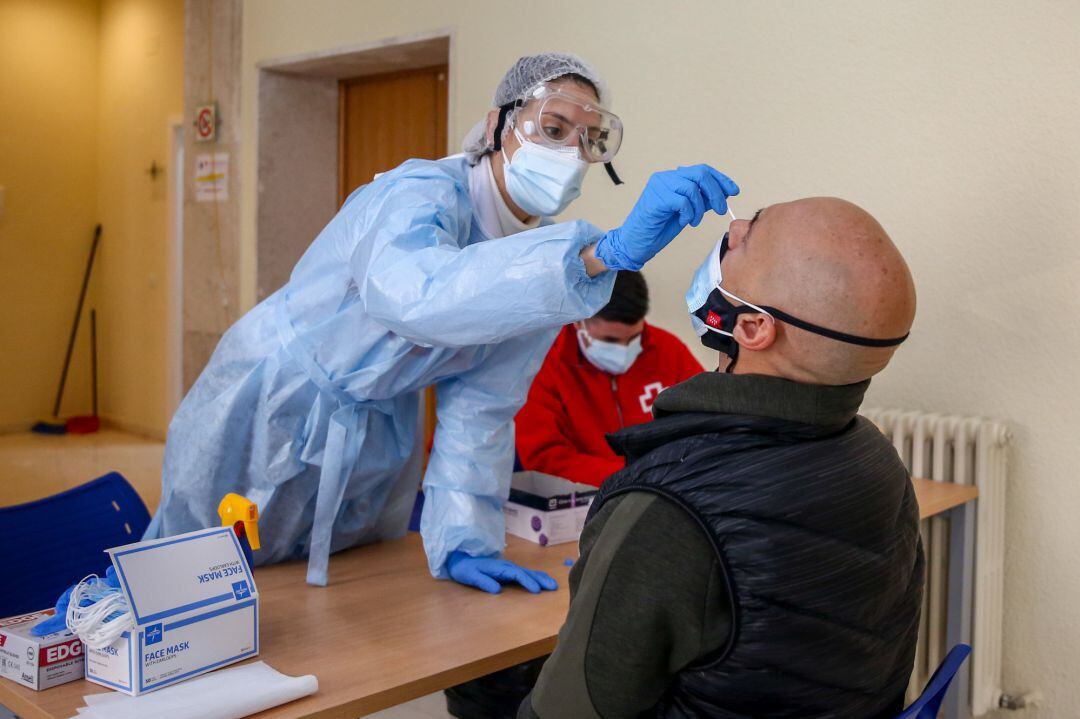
[732,313,776,352]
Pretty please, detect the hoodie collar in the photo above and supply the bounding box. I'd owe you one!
[606,372,870,461]
[652,372,869,427]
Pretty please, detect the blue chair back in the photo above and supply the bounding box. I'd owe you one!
[408,490,425,532]
[895,644,972,718]
[0,472,150,617]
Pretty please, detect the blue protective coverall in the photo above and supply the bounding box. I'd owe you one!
[146,156,615,585]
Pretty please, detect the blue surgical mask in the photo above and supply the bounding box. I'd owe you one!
[503,129,588,217]
[577,326,643,376]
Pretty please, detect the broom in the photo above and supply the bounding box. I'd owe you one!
[32,224,101,434]
[66,309,100,434]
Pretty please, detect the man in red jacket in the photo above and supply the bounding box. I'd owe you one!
[516,271,704,487]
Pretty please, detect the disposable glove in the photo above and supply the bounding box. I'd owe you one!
[596,165,739,271]
[30,586,74,636]
[446,551,558,595]
[31,566,121,636]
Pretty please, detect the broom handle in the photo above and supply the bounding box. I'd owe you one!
[90,309,98,416]
[53,224,101,418]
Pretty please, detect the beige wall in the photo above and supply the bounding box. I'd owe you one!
[238,1,1080,714]
[0,0,100,431]
[0,0,182,438]
[181,0,243,395]
[96,0,184,437]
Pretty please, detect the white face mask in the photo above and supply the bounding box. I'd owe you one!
[576,326,643,376]
[502,129,588,217]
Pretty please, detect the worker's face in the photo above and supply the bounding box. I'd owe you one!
[499,78,603,162]
[578,317,645,346]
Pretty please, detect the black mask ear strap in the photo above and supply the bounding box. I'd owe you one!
[722,339,740,373]
[763,306,909,347]
[492,101,523,153]
[697,325,740,373]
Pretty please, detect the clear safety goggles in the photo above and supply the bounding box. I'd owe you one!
[510,84,623,163]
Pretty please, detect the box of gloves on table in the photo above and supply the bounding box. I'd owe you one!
[85,526,259,696]
[504,471,598,546]
[0,609,85,690]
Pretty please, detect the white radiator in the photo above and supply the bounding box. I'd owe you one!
[863,409,1010,717]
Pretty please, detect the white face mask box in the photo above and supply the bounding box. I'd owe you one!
[504,471,597,546]
[0,609,85,690]
[85,526,259,696]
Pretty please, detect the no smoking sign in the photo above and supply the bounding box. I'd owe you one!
[194,102,217,142]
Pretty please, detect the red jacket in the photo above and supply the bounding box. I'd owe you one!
[515,323,704,487]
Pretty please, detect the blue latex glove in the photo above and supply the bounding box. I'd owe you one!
[31,586,74,636]
[596,165,740,271]
[31,567,121,637]
[446,551,559,595]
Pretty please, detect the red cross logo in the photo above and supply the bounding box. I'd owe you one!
[639,382,665,414]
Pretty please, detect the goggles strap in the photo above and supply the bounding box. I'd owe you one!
[492,101,522,153]
[604,162,624,185]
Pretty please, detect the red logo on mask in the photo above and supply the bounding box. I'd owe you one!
[706,311,724,328]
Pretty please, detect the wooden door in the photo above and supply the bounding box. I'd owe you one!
[339,65,448,203]
[339,64,449,465]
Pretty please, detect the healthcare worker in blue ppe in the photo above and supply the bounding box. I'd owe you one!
[146,52,739,593]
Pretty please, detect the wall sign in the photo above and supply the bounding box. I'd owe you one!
[194,102,217,142]
[194,153,228,202]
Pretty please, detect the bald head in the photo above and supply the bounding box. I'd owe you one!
[719,197,915,385]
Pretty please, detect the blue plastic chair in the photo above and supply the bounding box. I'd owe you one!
[408,490,424,532]
[0,472,150,617]
[896,644,972,718]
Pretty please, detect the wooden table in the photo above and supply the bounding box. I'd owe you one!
[0,478,977,719]
[0,534,573,719]
[913,479,980,719]
[913,477,978,519]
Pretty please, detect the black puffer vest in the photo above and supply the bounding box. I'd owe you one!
[593,398,924,718]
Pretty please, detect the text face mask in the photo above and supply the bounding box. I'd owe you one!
[685,233,909,371]
[577,326,643,376]
[503,129,589,217]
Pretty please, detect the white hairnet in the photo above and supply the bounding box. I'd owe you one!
[461,119,491,165]
[463,52,609,163]
[494,52,609,108]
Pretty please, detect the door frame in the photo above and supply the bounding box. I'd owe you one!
[254,31,452,302]
[167,119,185,418]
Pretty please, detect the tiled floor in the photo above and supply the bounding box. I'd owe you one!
[0,429,165,509]
[0,429,455,717]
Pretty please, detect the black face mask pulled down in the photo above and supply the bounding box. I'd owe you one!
[692,234,909,372]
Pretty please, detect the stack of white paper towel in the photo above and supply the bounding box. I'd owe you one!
[69,661,318,719]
